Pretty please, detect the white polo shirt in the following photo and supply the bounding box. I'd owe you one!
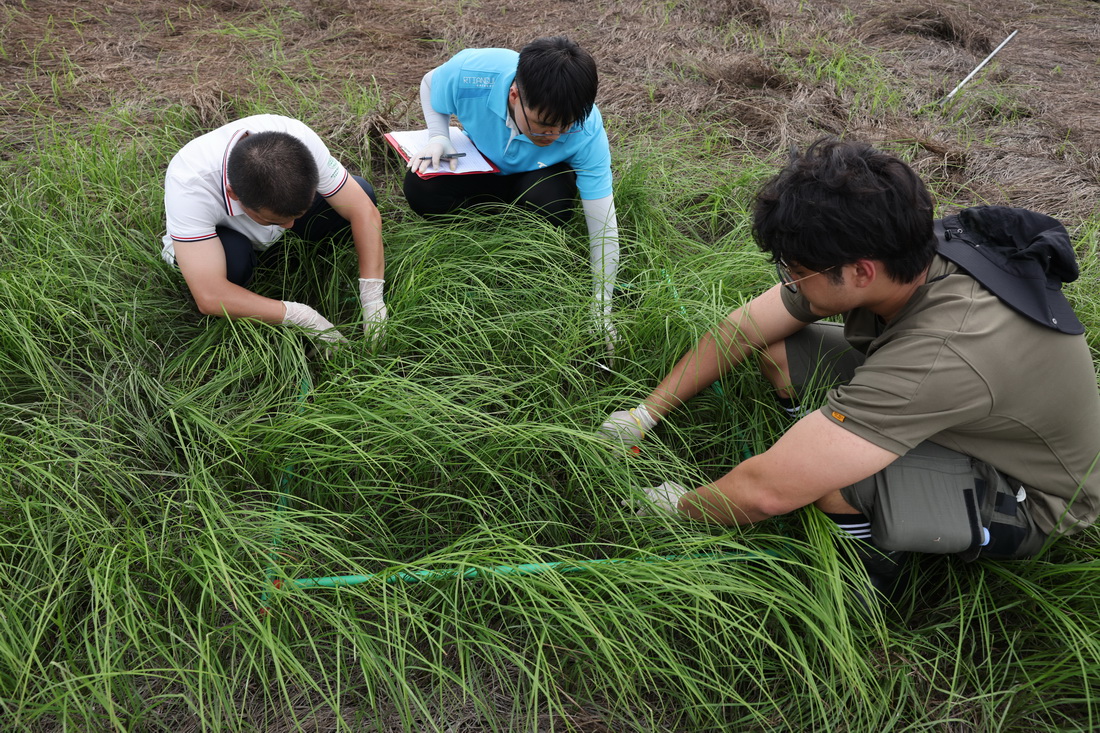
[161,114,349,265]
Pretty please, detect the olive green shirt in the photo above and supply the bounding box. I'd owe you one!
[782,255,1100,535]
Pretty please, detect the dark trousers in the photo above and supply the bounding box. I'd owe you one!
[219,175,376,287]
[402,162,577,229]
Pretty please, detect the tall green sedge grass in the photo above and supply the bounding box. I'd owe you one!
[1,91,1099,731]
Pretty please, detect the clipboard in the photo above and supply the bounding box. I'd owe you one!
[384,126,499,178]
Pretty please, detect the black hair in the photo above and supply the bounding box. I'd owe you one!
[752,137,936,284]
[515,36,598,129]
[226,131,318,217]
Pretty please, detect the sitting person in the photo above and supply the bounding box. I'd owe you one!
[161,114,386,344]
[601,137,1100,595]
[404,36,619,356]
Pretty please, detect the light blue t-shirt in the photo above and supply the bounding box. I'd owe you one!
[429,48,614,200]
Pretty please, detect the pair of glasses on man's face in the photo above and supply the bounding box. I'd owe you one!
[515,89,585,138]
[775,259,838,293]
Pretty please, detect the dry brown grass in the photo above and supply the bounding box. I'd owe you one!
[2,0,1099,221]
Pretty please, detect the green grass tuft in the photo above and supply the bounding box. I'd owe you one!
[0,88,1098,731]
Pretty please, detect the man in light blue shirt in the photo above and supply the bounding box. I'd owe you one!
[404,36,620,357]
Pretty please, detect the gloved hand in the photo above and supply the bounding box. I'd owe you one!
[632,481,689,516]
[598,403,658,447]
[602,321,619,360]
[358,278,388,344]
[408,134,457,174]
[592,299,619,359]
[282,301,347,344]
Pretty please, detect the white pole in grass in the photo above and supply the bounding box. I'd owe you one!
[939,29,1019,105]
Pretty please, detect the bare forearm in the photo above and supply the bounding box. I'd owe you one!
[351,209,385,279]
[643,318,755,417]
[678,411,900,526]
[643,287,802,418]
[183,277,285,322]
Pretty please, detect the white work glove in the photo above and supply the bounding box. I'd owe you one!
[408,134,457,174]
[598,403,658,448]
[630,481,689,517]
[603,322,619,359]
[590,298,619,359]
[281,301,348,345]
[358,278,388,344]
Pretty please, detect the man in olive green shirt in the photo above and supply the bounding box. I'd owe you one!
[600,138,1100,591]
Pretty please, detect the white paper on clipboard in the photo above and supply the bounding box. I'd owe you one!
[383,127,498,178]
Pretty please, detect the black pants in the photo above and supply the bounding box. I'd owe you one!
[219,175,376,287]
[402,162,577,229]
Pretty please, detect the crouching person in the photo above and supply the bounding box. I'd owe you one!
[161,114,386,345]
[600,138,1100,597]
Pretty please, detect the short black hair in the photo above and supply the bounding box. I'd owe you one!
[752,137,936,284]
[226,131,318,217]
[515,36,598,129]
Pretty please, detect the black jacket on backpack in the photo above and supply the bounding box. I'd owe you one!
[935,206,1085,335]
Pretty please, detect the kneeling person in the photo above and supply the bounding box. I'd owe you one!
[404,36,619,355]
[162,114,386,344]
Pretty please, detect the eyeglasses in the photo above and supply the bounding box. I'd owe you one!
[515,88,585,138]
[776,259,838,293]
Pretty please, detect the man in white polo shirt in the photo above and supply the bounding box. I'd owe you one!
[403,36,619,357]
[162,114,386,344]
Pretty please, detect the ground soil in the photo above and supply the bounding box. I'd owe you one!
[3,0,1100,224]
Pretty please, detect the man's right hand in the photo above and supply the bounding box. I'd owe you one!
[633,481,689,516]
[282,301,348,344]
[598,404,659,447]
[408,135,457,174]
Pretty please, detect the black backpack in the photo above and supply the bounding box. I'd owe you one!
[935,206,1085,334]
